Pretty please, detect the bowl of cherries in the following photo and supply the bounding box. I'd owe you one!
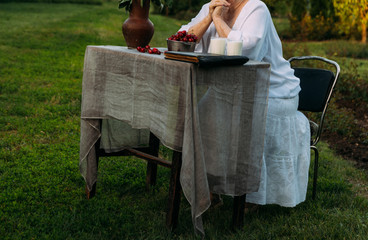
[167,30,198,52]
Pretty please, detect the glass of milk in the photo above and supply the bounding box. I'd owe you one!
[209,37,227,55]
[226,40,243,56]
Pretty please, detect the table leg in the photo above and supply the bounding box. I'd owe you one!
[166,150,182,230]
[232,194,246,229]
[86,138,100,200]
[146,133,160,190]
[86,182,97,199]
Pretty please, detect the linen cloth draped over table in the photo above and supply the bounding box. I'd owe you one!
[79,46,270,234]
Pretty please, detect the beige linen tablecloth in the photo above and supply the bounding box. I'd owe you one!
[79,46,270,235]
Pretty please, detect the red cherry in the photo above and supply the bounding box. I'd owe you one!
[145,45,150,49]
[148,49,153,54]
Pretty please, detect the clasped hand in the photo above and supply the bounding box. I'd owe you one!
[209,0,230,20]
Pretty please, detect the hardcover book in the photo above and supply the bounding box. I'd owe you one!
[164,51,249,67]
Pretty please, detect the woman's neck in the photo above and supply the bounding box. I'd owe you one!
[229,0,249,12]
[223,0,250,28]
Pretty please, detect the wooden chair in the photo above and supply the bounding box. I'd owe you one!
[289,56,340,200]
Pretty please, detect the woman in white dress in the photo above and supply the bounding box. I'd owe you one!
[178,0,311,208]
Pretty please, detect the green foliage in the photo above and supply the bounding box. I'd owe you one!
[325,40,368,59]
[153,0,208,20]
[287,0,367,41]
[289,0,339,40]
[333,0,368,42]
[263,0,289,17]
[118,0,172,12]
[281,42,312,60]
[310,0,335,18]
[334,60,368,105]
[289,13,339,40]
[291,0,307,21]
[0,0,102,4]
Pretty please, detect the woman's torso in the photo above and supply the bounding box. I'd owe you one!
[181,0,301,99]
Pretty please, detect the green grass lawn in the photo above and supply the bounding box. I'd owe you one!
[0,2,368,239]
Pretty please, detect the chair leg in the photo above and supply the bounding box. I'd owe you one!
[311,146,319,200]
[166,150,182,230]
[232,194,246,229]
[146,133,160,190]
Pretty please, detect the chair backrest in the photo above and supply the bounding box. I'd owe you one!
[288,56,340,146]
[289,56,340,114]
[293,67,335,112]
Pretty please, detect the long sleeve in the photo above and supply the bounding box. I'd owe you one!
[179,3,213,53]
[228,3,269,61]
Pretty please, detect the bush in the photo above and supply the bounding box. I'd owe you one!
[325,41,368,59]
[152,0,207,20]
[289,14,338,40]
[263,0,289,17]
[312,59,368,143]
[291,0,307,21]
[282,42,311,60]
[334,60,368,104]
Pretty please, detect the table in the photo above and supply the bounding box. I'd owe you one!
[79,46,270,235]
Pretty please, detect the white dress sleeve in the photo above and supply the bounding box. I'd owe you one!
[178,3,211,53]
[228,3,269,61]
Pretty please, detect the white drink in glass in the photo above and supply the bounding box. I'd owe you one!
[209,37,226,55]
[226,41,243,56]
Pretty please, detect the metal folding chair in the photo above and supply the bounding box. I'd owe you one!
[289,56,340,200]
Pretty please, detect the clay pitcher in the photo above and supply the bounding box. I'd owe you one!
[122,0,154,48]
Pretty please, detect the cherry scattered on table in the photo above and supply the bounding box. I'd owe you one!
[137,45,161,55]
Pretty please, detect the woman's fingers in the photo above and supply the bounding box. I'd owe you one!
[209,0,230,20]
[209,0,230,12]
[211,0,230,7]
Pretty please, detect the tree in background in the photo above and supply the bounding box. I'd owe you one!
[333,0,368,43]
[153,0,208,19]
[310,0,335,18]
[289,0,340,40]
[262,0,288,17]
[291,0,307,21]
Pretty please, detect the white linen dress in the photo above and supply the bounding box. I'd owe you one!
[179,0,311,207]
